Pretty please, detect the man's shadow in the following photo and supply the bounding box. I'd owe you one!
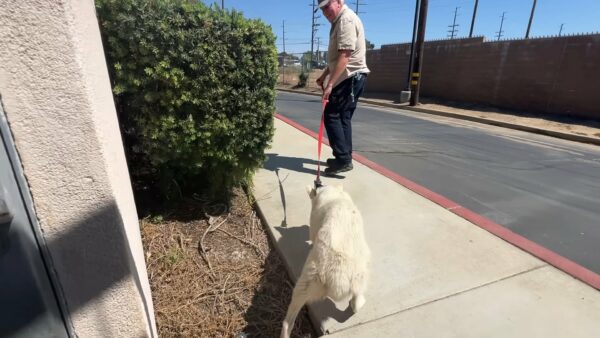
[263,153,322,176]
[240,224,353,337]
[262,153,341,228]
[263,153,346,179]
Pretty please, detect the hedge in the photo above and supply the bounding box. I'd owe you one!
[96,0,278,200]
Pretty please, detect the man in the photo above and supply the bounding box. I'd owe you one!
[316,0,370,175]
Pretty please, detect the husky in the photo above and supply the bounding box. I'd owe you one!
[281,185,370,338]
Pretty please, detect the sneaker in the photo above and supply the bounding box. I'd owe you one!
[324,162,353,175]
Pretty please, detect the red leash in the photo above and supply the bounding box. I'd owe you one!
[315,99,328,188]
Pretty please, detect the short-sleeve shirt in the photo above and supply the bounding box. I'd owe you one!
[328,5,370,88]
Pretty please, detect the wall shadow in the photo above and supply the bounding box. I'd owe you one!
[1,202,154,337]
[241,224,314,337]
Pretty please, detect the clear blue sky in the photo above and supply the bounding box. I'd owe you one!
[212,0,600,54]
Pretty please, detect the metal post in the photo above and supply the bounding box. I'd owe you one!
[469,0,479,38]
[525,0,537,39]
[221,0,224,9]
[410,0,429,106]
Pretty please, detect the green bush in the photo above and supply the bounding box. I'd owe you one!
[96,0,277,200]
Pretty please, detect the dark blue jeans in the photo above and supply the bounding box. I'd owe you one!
[324,73,367,164]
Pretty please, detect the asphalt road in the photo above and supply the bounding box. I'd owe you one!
[276,91,600,275]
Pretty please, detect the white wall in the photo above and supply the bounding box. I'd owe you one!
[0,0,156,336]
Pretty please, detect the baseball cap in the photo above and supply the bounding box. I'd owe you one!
[318,0,331,8]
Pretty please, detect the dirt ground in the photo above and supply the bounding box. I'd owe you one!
[277,67,600,142]
[140,188,315,338]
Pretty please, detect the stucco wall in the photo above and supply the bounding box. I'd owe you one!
[0,0,156,336]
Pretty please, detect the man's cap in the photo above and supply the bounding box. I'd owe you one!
[318,0,331,8]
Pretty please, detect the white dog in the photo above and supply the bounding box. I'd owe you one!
[281,185,371,338]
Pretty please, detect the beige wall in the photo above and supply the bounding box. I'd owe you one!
[0,0,156,337]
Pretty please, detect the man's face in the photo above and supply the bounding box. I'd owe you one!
[321,0,342,23]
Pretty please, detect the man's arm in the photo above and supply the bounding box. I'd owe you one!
[323,50,351,101]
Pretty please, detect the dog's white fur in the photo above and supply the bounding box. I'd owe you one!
[281,185,370,338]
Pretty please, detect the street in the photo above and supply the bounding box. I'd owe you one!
[276,91,600,275]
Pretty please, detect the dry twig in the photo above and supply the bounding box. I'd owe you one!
[199,214,229,276]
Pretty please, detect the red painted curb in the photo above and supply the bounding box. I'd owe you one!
[275,113,600,291]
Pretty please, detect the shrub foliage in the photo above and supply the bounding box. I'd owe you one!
[96,0,277,199]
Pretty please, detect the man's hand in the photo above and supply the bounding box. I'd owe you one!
[316,73,327,91]
[323,83,333,101]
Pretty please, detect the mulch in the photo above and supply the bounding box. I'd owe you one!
[140,187,316,337]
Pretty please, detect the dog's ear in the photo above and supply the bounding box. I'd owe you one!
[306,185,317,199]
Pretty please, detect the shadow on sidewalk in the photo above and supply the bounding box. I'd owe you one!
[264,153,323,176]
[240,225,316,337]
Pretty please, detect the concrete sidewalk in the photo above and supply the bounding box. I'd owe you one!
[253,117,600,337]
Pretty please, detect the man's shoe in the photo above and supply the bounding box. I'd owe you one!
[324,162,353,175]
[326,158,338,166]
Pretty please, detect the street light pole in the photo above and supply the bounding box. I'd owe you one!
[410,0,429,106]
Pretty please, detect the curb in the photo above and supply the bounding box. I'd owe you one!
[277,88,600,147]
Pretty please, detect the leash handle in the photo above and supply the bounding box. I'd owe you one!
[315,99,328,187]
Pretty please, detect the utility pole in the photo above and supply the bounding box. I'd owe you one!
[404,0,420,95]
[559,23,564,36]
[316,37,321,65]
[282,20,286,84]
[448,7,460,39]
[309,0,320,71]
[496,12,506,41]
[469,0,479,38]
[410,0,429,106]
[352,0,366,15]
[525,0,537,38]
[221,0,224,9]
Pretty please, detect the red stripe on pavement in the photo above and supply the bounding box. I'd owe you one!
[275,113,600,291]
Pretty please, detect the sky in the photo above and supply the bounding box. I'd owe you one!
[210,0,600,55]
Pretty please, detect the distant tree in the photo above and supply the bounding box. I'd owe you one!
[365,39,375,50]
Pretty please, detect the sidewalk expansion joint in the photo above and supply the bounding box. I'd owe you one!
[326,264,548,335]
